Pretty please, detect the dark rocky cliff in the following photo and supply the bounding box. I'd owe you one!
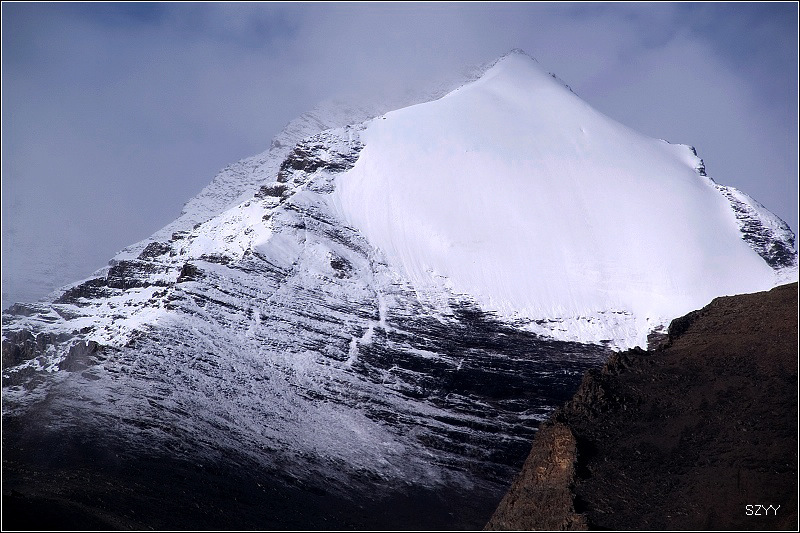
[487,282,798,531]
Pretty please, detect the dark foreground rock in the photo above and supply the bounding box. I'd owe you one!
[487,282,798,531]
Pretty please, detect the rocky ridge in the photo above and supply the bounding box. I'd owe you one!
[487,282,798,531]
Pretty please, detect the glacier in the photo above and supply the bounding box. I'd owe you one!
[2,49,796,529]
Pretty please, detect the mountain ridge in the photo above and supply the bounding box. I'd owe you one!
[486,281,798,530]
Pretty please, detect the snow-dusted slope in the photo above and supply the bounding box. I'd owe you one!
[108,102,395,264]
[333,51,795,348]
[2,49,796,529]
[110,71,484,264]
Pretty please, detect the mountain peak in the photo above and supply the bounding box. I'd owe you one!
[502,47,538,60]
[478,48,543,78]
[334,53,793,348]
[458,48,577,102]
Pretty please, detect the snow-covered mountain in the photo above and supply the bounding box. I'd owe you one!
[2,50,796,529]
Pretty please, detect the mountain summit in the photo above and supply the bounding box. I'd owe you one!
[2,50,797,530]
[333,50,795,347]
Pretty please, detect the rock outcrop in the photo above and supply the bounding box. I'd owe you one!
[488,282,798,531]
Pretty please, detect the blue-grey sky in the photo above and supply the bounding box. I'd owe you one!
[2,2,798,309]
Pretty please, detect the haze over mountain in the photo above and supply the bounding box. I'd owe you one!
[2,50,797,530]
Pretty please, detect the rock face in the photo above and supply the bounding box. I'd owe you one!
[485,422,587,530]
[487,282,798,531]
[714,185,797,270]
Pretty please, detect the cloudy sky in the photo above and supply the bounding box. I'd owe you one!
[2,2,798,309]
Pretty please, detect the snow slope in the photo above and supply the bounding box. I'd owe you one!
[333,51,793,348]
